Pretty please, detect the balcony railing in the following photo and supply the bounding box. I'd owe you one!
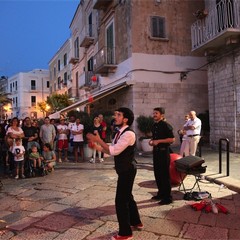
[93,47,117,74]
[79,71,99,90]
[191,0,240,52]
[80,24,95,48]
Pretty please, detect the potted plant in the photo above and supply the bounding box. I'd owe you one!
[136,115,154,152]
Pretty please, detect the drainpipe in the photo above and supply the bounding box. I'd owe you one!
[232,51,237,153]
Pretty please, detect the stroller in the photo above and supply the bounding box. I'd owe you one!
[24,142,47,177]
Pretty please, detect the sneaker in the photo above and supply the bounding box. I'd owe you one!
[99,158,104,163]
[111,235,133,240]
[21,174,25,179]
[58,158,62,163]
[15,175,19,179]
[89,158,95,163]
[131,223,144,231]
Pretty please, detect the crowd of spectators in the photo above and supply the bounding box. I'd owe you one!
[0,113,110,180]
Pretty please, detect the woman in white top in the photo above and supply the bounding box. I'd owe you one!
[6,117,25,147]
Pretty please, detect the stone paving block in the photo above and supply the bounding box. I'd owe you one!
[34,213,78,233]
[216,212,240,230]
[229,229,240,239]
[6,216,40,231]
[29,189,69,201]
[29,210,53,218]
[181,223,228,239]
[198,212,217,226]
[3,211,31,225]
[53,228,89,240]
[7,200,46,212]
[166,205,201,224]
[17,189,37,198]
[0,196,20,211]
[159,235,184,240]
[0,229,14,240]
[85,221,118,239]
[44,203,70,212]
[141,216,183,236]
[9,227,59,240]
[0,211,12,219]
[73,218,104,232]
[138,200,169,219]
[134,230,160,240]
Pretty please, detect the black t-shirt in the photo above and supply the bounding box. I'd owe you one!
[22,125,38,145]
[152,120,174,147]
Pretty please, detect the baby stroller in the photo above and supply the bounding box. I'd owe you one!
[24,142,46,177]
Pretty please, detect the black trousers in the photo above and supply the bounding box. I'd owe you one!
[153,148,172,201]
[115,167,141,236]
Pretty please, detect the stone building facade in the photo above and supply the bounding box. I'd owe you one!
[191,0,240,152]
[52,0,209,146]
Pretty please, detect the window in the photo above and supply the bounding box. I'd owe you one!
[106,21,115,64]
[58,77,61,89]
[47,81,50,88]
[10,83,12,92]
[58,60,61,71]
[15,81,17,91]
[64,72,67,85]
[64,53,67,66]
[74,37,79,58]
[31,96,36,107]
[87,57,94,71]
[150,16,166,38]
[16,97,18,107]
[31,80,36,90]
[54,67,56,77]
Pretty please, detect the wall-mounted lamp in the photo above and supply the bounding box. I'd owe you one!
[180,72,188,81]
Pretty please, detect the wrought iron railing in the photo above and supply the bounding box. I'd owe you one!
[191,0,240,50]
[93,46,116,71]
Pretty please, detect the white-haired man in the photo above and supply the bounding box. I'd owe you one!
[183,111,202,156]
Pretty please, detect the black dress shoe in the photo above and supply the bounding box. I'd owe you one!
[158,199,173,205]
[151,195,162,200]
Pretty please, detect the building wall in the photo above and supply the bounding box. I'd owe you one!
[8,69,50,119]
[131,0,204,56]
[208,48,240,152]
[49,39,72,96]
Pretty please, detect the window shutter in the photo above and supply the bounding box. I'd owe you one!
[151,16,165,38]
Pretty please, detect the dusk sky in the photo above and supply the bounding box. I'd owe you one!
[0,0,79,78]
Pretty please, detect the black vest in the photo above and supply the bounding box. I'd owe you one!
[114,127,136,174]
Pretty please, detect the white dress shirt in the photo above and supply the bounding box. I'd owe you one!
[109,125,135,156]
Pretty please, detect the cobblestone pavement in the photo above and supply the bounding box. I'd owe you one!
[0,152,240,240]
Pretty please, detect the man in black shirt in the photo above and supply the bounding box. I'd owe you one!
[149,107,175,205]
[22,117,39,151]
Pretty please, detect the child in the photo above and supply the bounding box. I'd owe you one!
[42,143,56,172]
[29,145,43,172]
[11,138,25,179]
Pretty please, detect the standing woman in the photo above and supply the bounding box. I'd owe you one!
[5,117,25,174]
[89,116,103,163]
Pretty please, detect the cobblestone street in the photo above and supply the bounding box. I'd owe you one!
[0,153,240,239]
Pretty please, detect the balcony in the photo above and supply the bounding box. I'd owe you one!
[69,57,79,65]
[79,71,99,90]
[93,0,113,10]
[93,47,117,74]
[191,0,240,55]
[80,25,95,48]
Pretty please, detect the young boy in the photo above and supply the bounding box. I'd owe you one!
[29,145,42,172]
[11,138,25,179]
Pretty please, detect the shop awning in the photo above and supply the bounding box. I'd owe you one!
[52,81,131,116]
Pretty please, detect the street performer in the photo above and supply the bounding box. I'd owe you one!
[87,107,142,240]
